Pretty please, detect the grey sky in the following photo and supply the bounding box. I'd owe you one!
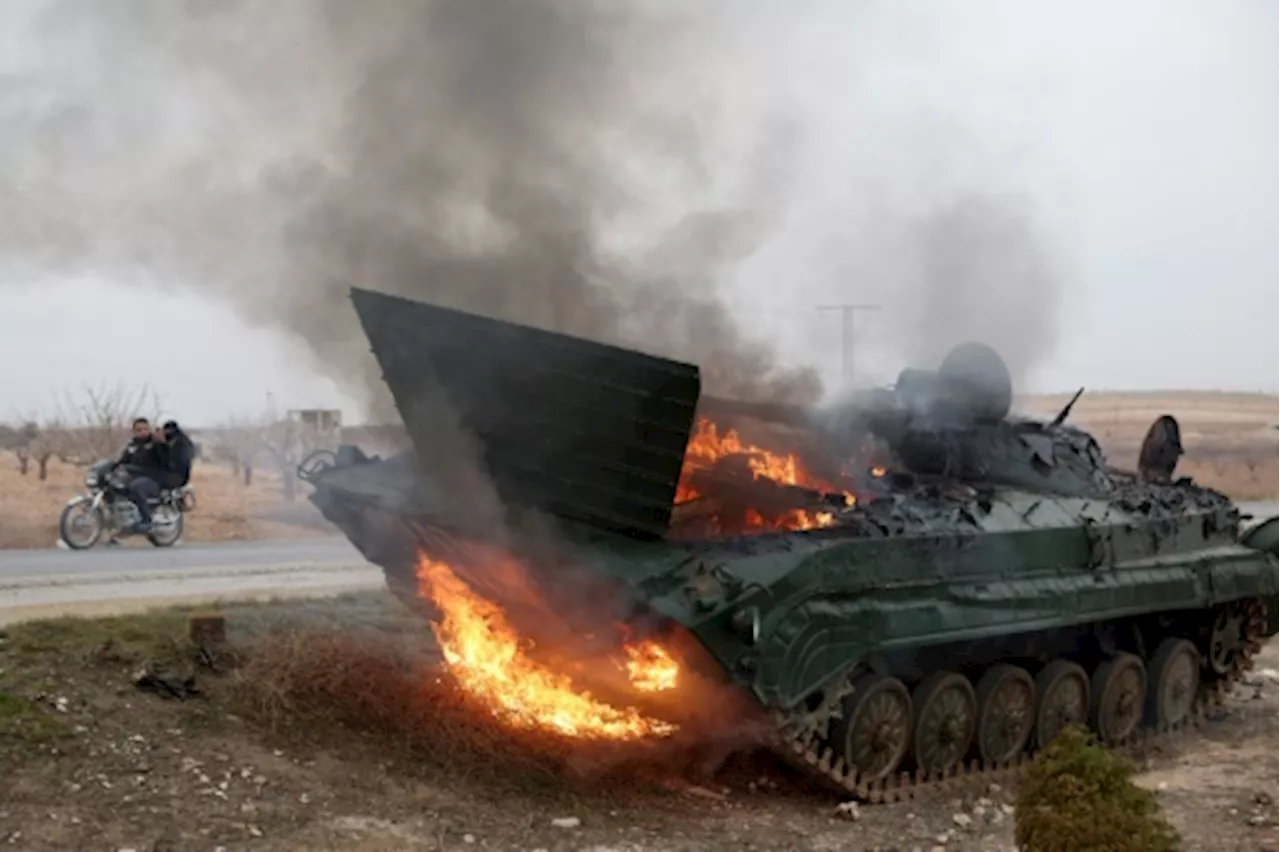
[1,0,1275,426]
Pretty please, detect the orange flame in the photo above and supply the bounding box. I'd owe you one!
[739,507,837,532]
[415,555,677,740]
[623,641,679,692]
[673,418,854,533]
[677,418,839,500]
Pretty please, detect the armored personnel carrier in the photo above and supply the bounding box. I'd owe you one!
[301,287,1279,799]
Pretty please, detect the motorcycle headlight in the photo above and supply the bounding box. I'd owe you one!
[84,470,98,489]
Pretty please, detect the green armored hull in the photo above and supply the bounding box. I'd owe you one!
[301,288,1279,798]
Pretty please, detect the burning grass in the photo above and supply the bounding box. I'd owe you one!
[229,553,765,798]
[231,630,756,800]
[414,554,679,741]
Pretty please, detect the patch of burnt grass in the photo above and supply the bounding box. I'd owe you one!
[1,612,201,697]
[0,691,70,762]
[4,611,191,663]
[1,594,415,677]
[231,631,728,802]
[1015,725,1179,852]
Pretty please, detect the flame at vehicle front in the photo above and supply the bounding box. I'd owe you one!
[673,418,853,534]
[676,418,836,500]
[415,554,678,741]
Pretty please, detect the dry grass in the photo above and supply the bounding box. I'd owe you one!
[230,630,731,801]
[0,452,333,548]
[233,633,569,787]
[1019,391,1277,499]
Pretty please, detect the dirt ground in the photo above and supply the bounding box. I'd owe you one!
[0,454,333,549]
[1018,390,1278,500]
[1,593,1276,852]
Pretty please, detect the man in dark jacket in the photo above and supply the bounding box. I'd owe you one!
[152,420,194,490]
[117,418,163,532]
[117,418,157,467]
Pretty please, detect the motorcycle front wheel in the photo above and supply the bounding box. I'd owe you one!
[59,500,105,550]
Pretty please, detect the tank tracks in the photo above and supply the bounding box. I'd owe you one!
[769,598,1270,804]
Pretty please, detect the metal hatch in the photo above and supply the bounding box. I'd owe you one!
[349,287,700,540]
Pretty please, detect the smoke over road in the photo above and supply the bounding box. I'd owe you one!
[0,1,1079,415]
[0,0,829,415]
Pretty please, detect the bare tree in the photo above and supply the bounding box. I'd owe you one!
[211,404,340,501]
[206,418,263,486]
[6,421,40,476]
[5,417,66,480]
[261,418,305,501]
[5,383,162,478]
[52,382,163,464]
[28,419,68,480]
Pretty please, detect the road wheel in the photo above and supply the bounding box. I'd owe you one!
[831,673,913,784]
[973,663,1036,765]
[1034,660,1089,749]
[1145,639,1200,727]
[1090,653,1147,744]
[911,671,977,775]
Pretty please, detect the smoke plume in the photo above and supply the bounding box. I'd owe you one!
[0,0,822,416]
[899,188,1063,380]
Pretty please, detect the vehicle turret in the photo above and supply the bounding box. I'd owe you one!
[815,341,1114,498]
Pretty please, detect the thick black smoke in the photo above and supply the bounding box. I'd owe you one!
[898,188,1063,381]
[0,0,822,415]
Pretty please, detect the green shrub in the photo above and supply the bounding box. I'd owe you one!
[1015,725,1180,852]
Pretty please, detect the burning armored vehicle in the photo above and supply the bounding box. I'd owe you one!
[300,287,1279,799]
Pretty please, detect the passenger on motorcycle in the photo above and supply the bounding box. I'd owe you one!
[153,420,194,491]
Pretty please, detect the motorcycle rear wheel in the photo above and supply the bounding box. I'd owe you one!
[146,507,184,548]
[59,501,105,550]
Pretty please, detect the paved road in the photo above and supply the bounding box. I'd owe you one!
[0,503,1274,626]
[0,536,366,580]
[0,537,384,626]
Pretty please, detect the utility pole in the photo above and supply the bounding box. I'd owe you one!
[816,304,882,383]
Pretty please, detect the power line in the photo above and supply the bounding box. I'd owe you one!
[816,304,882,382]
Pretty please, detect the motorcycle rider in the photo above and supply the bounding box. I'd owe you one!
[114,417,165,534]
[111,418,163,533]
[117,418,157,466]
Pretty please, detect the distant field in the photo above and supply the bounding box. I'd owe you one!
[0,455,331,550]
[1018,390,1277,499]
[0,390,1273,550]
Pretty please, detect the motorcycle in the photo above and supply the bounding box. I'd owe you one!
[58,460,195,549]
